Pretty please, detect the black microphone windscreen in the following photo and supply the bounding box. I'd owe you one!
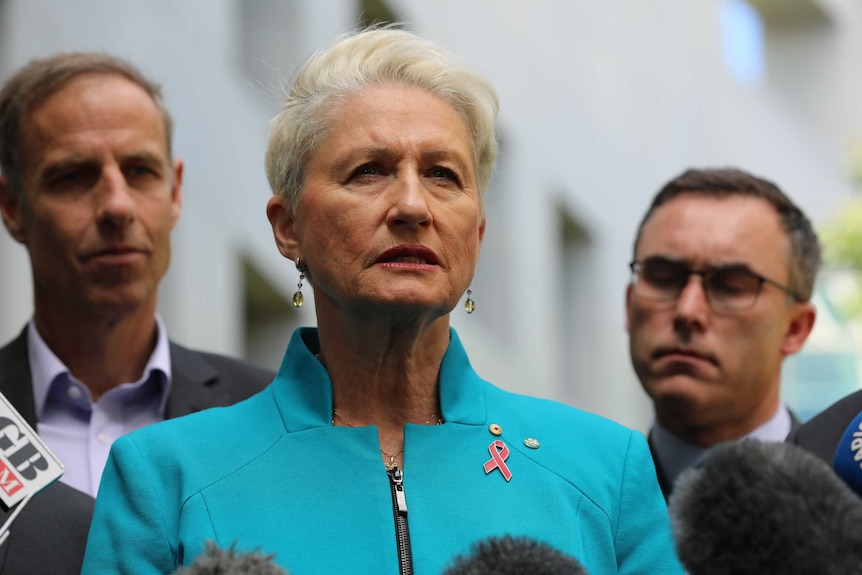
[173,541,288,575]
[442,535,588,575]
[669,439,862,575]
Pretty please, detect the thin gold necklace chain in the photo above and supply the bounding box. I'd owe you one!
[331,409,444,427]
[331,409,443,469]
[317,351,444,427]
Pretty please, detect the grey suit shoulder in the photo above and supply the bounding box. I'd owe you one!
[0,481,94,575]
[0,328,275,428]
[166,341,275,418]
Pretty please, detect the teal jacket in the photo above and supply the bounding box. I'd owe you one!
[82,328,683,574]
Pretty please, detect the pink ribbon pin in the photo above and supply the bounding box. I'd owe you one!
[483,440,512,482]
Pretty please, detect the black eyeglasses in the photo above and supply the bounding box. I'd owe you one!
[629,258,803,311]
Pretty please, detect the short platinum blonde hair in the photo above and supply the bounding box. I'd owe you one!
[265,27,499,214]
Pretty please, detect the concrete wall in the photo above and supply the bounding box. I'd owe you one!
[0,0,859,431]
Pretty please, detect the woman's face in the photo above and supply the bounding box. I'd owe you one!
[270,84,485,318]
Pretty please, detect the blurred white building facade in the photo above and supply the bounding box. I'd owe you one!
[0,0,859,431]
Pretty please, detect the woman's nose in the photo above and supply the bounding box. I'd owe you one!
[385,171,432,228]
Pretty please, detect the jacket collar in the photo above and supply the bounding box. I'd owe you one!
[165,342,221,418]
[271,327,487,432]
[0,327,37,428]
[0,325,239,423]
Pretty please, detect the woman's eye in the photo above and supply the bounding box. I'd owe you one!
[430,167,458,182]
[353,163,381,177]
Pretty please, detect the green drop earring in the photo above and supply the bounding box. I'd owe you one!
[464,288,475,314]
[293,258,305,308]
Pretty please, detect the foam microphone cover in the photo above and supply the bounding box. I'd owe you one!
[442,535,589,575]
[669,438,862,575]
[173,541,288,575]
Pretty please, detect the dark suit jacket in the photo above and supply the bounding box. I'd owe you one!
[788,389,862,465]
[649,409,802,501]
[0,481,93,575]
[0,326,275,574]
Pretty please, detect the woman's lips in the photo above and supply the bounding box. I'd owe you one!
[376,245,439,266]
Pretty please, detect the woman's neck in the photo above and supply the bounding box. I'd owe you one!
[316,315,449,428]
[313,303,454,470]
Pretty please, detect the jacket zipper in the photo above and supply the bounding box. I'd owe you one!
[388,466,413,575]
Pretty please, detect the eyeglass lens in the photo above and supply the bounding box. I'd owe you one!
[634,260,761,309]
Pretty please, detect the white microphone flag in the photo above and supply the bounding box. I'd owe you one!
[0,392,63,508]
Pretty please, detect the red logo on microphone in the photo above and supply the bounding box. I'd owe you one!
[0,460,23,497]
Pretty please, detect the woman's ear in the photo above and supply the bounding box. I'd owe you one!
[266,195,300,260]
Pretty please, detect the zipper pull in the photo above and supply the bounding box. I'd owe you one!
[389,467,408,515]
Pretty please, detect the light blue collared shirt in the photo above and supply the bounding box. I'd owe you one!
[651,405,792,490]
[29,315,172,497]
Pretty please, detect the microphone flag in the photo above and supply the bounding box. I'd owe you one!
[832,411,862,497]
[0,391,64,545]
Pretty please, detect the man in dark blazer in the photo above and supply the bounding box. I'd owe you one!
[0,332,274,432]
[0,53,273,572]
[0,481,93,575]
[625,168,819,499]
[788,389,862,466]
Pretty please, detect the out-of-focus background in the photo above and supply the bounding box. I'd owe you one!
[1,0,860,432]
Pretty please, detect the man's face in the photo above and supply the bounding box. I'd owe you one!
[626,194,814,445]
[0,74,183,323]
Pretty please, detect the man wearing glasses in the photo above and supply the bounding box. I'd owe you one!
[626,167,820,499]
